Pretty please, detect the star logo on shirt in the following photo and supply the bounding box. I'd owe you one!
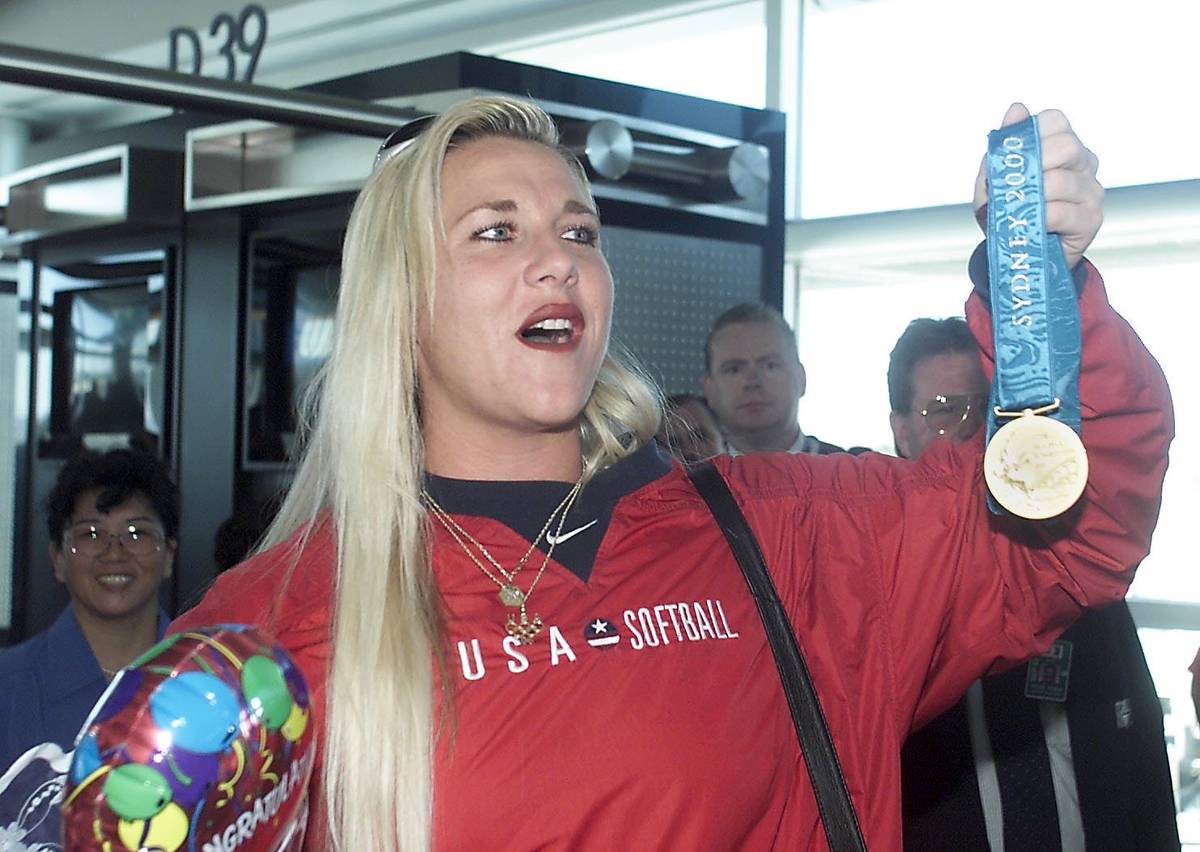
[584,616,620,649]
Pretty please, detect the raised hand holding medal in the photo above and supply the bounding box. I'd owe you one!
[977,104,1102,519]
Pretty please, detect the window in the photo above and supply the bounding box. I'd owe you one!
[800,0,1200,218]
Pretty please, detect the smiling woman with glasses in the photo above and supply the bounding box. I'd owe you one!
[0,448,177,773]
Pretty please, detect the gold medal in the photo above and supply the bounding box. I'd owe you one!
[984,412,1089,520]
[984,412,1088,519]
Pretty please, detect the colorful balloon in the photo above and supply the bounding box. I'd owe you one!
[241,654,293,729]
[71,732,102,786]
[280,703,310,743]
[150,672,241,754]
[102,763,172,821]
[148,745,222,807]
[278,649,311,710]
[116,801,188,851]
[64,625,315,852]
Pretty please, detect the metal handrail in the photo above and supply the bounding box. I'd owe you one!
[0,41,416,137]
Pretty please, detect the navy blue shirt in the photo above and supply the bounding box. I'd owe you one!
[0,606,167,772]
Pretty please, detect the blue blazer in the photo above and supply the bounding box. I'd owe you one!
[0,606,167,772]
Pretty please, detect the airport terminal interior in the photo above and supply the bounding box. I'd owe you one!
[2,0,1199,844]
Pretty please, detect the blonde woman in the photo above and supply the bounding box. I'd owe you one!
[173,97,1172,850]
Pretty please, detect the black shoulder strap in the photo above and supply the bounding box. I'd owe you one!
[686,460,868,852]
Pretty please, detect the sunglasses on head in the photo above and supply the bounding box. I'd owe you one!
[373,114,437,172]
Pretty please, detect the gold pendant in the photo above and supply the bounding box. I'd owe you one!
[505,611,544,645]
[498,583,526,607]
[985,412,1088,519]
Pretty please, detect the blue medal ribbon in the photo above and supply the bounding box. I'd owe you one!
[985,115,1082,514]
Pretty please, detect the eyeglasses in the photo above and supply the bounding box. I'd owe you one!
[917,393,989,437]
[67,522,164,558]
[373,114,437,172]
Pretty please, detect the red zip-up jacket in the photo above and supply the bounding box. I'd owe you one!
[172,263,1172,850]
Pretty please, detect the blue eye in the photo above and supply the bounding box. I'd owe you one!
[473,221,515,241]
[563,225,599,246]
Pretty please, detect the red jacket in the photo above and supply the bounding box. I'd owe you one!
[173,264,1172,850]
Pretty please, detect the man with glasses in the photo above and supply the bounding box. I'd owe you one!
[0,449,177,771]
[890,317,1177,851]
[887,318,990,460]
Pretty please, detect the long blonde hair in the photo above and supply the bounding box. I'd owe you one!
[262,96,662,851]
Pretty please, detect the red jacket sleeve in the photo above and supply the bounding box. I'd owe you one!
[169,523,336,850]
[669,257,1169,752]
[884,260,1173,730]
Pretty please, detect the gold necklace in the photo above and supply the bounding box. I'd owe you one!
[423,476,581,596]
[423,474,585,644]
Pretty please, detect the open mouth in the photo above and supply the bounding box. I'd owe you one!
[521,317,574,345]
[518,304,584,350]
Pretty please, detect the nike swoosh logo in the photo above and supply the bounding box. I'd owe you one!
[545,519,598,545]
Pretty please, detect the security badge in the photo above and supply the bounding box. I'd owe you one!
[1024,639,1072,702]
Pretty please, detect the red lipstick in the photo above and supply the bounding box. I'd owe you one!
[517,303,585,351]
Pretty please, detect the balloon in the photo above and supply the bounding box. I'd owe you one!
[117,801,188,850]
[102,763,171,821]
[280,703,310,743]
[148,745,222,808]
[278,649,311,710]
[241,655,292,730]
[150,672,241,754]
[71,732,102,785]
[64,625,315,852]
